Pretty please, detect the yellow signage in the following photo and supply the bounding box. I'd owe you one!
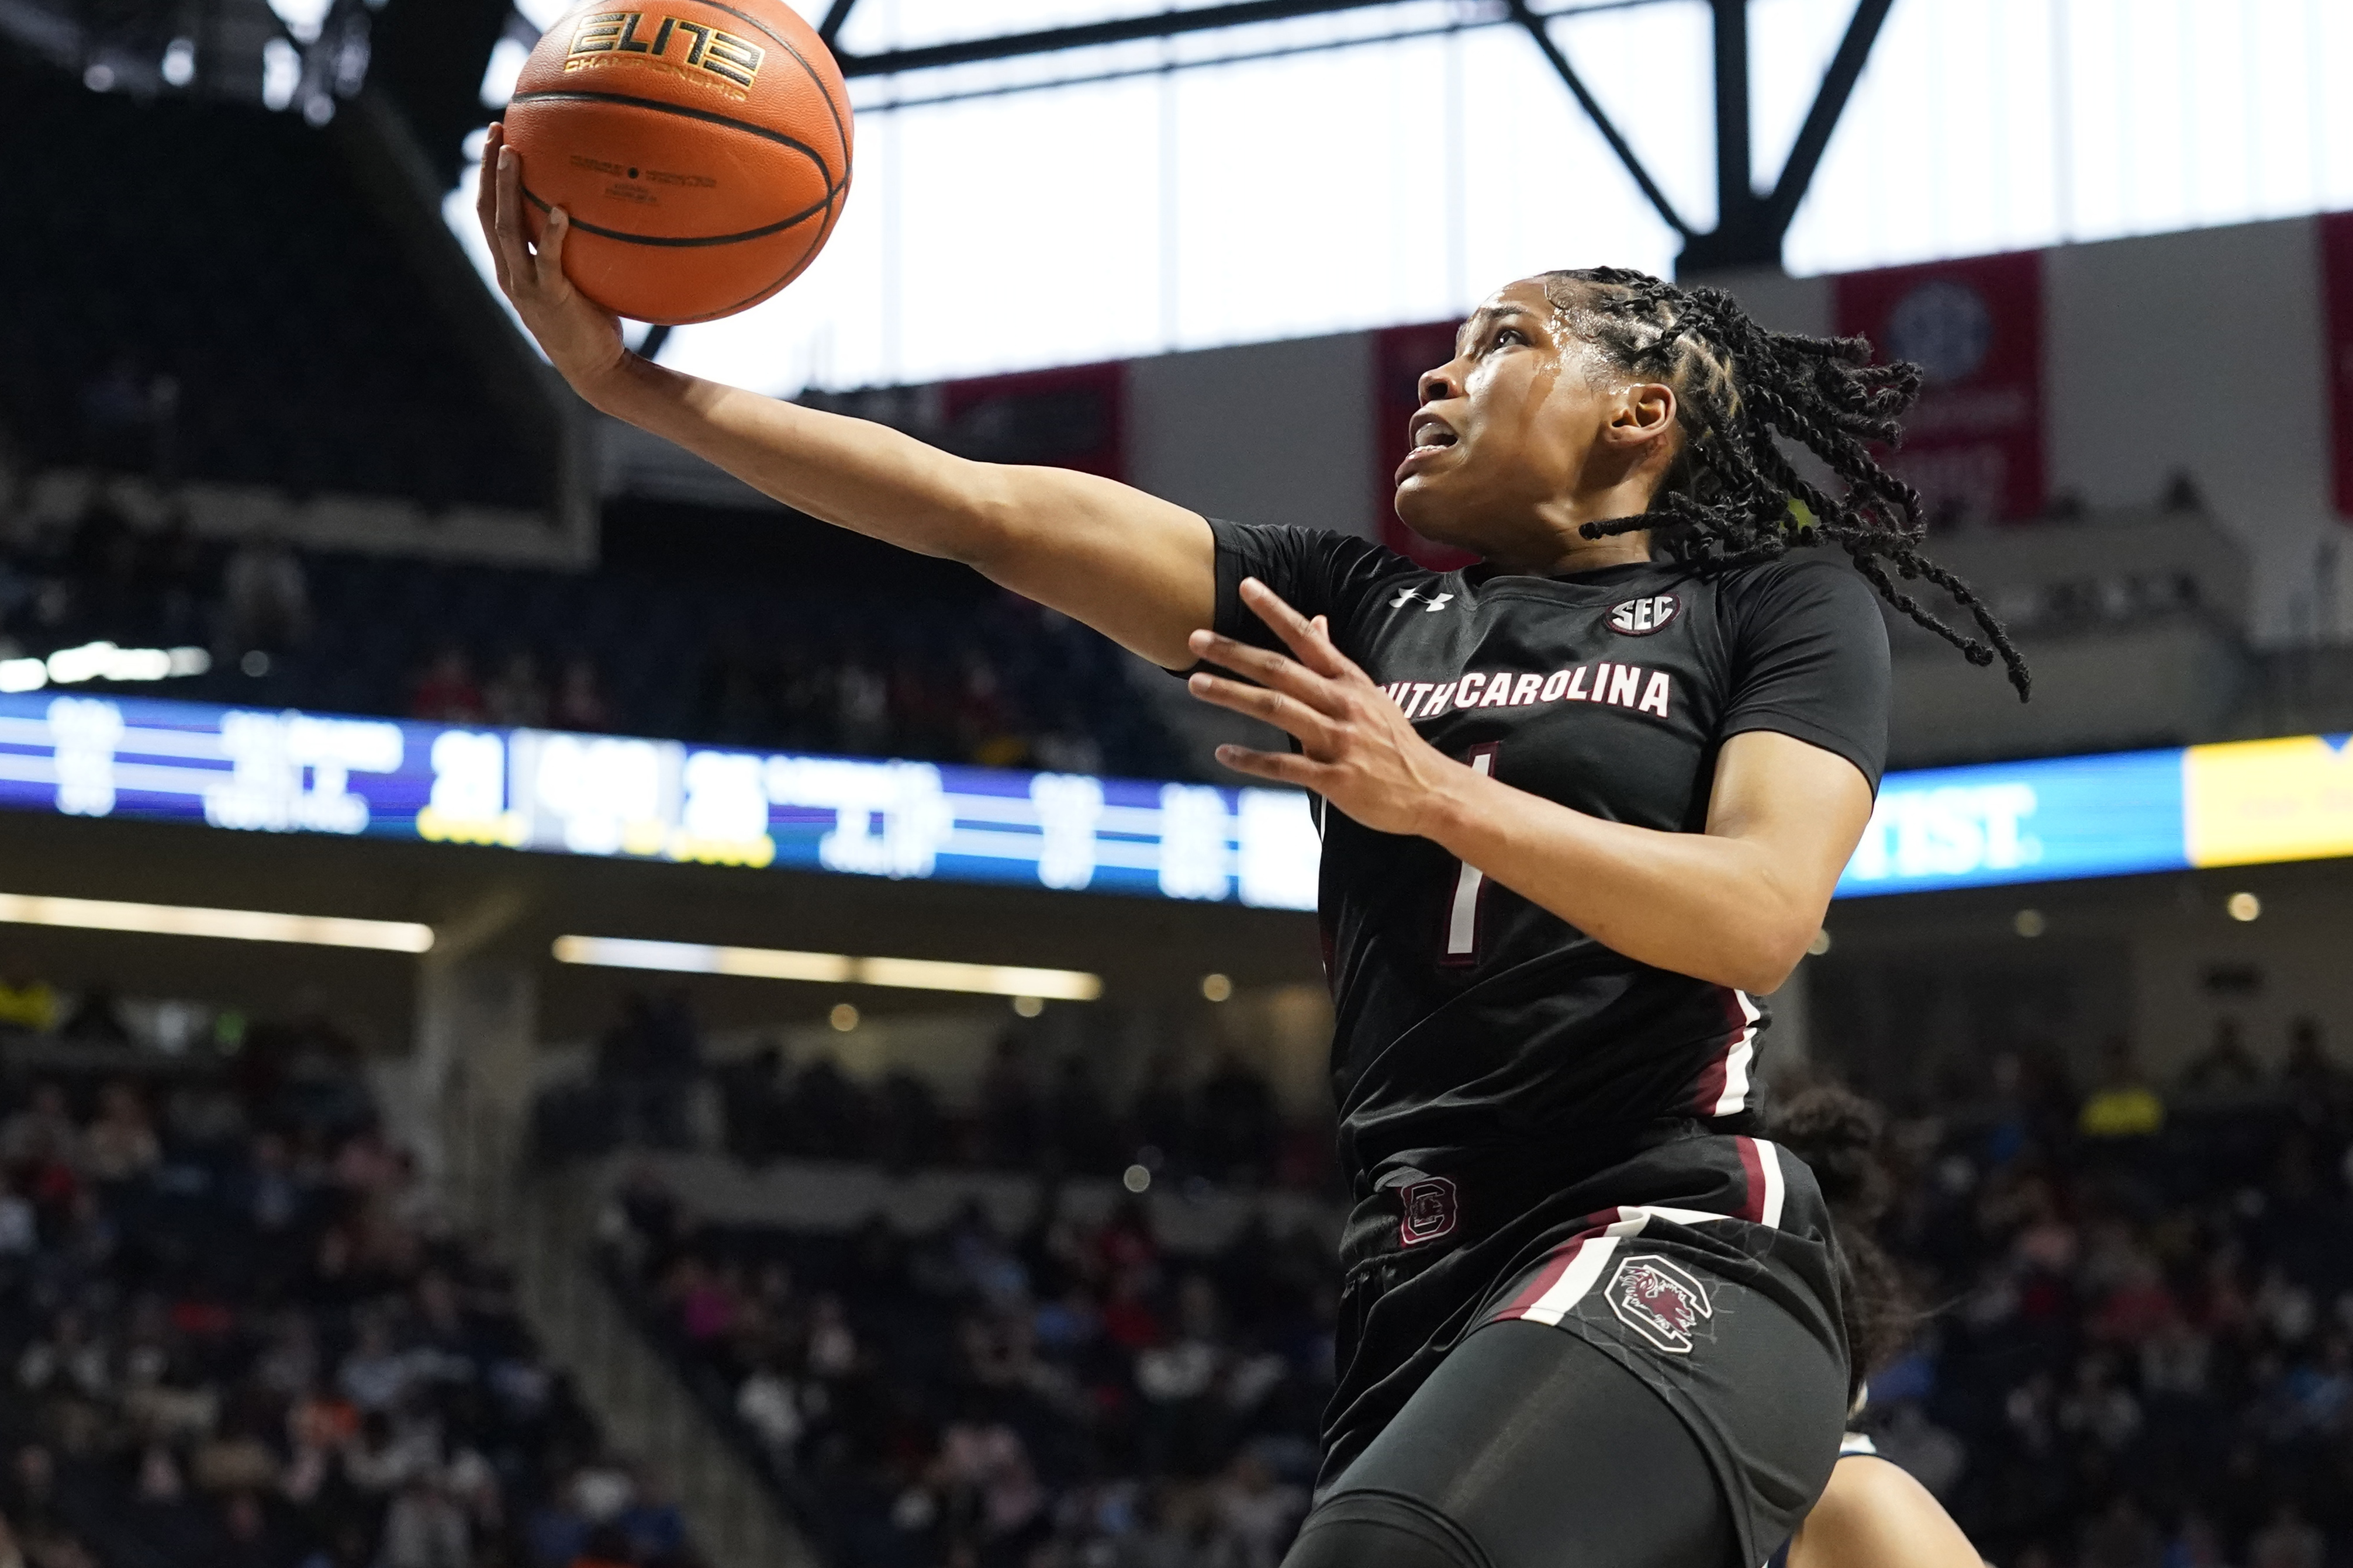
[2183,733,2353,868]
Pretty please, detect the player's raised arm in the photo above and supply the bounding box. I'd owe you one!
[476,127,1214,671]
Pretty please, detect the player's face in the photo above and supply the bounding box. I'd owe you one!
[1393,278,1673,560]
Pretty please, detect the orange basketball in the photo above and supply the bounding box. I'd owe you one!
[503,0,852,325]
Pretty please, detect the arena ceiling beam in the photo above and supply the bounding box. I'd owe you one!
[829,0,1420,78]
[1509,0,1895,274]
[816,0,858,46]
[817,0,1892,275]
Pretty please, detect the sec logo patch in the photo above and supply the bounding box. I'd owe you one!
[1607,1254,1712,1354]
[1607,594,1679,635]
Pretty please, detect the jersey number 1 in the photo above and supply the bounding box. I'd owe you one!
[1442,747,1497,964]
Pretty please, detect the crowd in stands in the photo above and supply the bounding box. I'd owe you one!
[714,1036,1315,1192]
[0,50,544,513]
[0,979,699,1568]
[601,1171,1333,1568]
[0,498,1188,778]
[535,996,1323,1193]
[585,1008,2353,1568]
[15,949,2353,1568]
[1832,1019,2353,1568]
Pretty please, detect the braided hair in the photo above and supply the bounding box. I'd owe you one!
[1763,1084,1917,1397]
[1539,267,2030,701]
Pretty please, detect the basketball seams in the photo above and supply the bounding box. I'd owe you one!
[508,88,837,187]
[662,176,846,324]
[509,0,851,323]
[679,0,851,167]
[519,181,834,247]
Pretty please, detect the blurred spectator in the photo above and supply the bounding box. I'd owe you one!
[2249,1503,2324,1568]
[0,953,57,1033]
[593,993,703,1149]
[61,501,142,641]
[57,982,131,1046]
[1132,1054,1194,1175]
[2178,1020,2262,1099]
[785,1054,870,1162]
[2081,1036,2166,1139]
[80,351,178,475]
[409,646,486,724]
[873,1071,945,1173]
[218,527,312,656]
[0,1083,77,1167]
[716,1043,788,1167]
[80,1081,159,1183]
[1210,1452,1308,1568]
[1045,1055,1119,1175]
[552,653,615,733]
[2280,1019,2348,1117]
[695,633,770,746]
[1196,1054,1279,1183]
[978,1037,1043,1169]
[146,507,210,645]
[485,648,552,727]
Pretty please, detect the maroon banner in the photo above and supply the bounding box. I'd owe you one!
[1373,321,1478,569]
[805,361,1127,481]
[2323,212,2353,520]
[1834,250,2047,525]
[941,361,1126,480]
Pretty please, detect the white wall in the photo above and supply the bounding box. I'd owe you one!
[1123,219,2353,649]
[2044,218,2344,647]
[1125,330,1380,542]
[599,214,2353,647]
[2129,875,2353,1079]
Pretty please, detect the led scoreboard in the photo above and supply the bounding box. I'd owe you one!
[0,694,1322,909]
[0,694,2347,904]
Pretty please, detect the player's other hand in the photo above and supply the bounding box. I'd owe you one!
[1186,579,1473,839]
[476,124,628,400]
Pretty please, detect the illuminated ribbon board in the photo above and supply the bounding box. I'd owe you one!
[0,694,1322,911]
[0,695,2344,902]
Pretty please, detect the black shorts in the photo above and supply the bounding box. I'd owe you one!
[1295,1126,1850,1568]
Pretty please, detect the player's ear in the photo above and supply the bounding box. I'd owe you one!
[1605,382,1676,445]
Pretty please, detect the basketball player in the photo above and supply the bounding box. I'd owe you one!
[480,132,2026,1568]
[1762,1087,1985,1568]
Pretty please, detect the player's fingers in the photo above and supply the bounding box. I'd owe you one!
[1185,631,1346,715]
[1212,745,1324,787]
[1239,578,1359,680]
[474,125,498,230]
[1186,671,1340,750]
[475,129,512,293]
[538,205,573,288]
[491,145,535,290]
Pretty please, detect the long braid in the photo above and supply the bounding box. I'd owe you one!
[1542,267,2031,700]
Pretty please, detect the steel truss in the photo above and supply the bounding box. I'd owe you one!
[812,0,1894,275]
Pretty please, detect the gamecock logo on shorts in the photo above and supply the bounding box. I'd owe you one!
[1397,1177,1459,1247]
[1606,1254,1713,1354]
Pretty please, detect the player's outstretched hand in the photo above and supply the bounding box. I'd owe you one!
[476,124,628,399]
[1186,579,1475,839]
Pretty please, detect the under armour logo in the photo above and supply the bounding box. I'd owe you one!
[1388,589,1455,613]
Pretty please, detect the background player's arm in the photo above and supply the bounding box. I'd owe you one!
[1187,580,1871,995]
[477,129,1214,670]
[1786,1458,1985,1568]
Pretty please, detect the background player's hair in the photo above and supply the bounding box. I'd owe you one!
[1539,268,2031,701]
[1764,1084,1916,1395]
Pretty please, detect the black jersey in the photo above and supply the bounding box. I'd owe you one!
[1202,518,1890,1204]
